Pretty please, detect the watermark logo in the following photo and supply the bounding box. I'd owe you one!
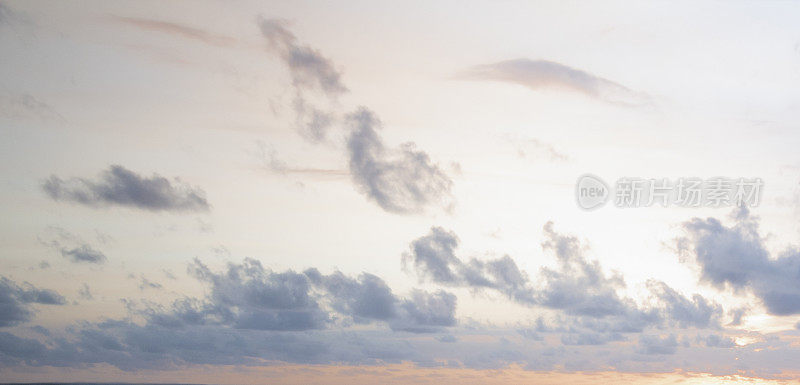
[575,175,762,210]
[576,174,610,210]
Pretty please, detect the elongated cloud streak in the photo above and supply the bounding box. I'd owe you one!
[460,59,650,106]
[43,165,210,212]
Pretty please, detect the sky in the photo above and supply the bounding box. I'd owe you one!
[2,0,800,383]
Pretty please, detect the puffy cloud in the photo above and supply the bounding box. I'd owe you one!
[346,108,454,214]
[0,277,66,327]
[647,280,722,328]
[42,165,210,212]
[404,222,722,334]
[459,59,650,106]
[141,258,456,334]
[677,207,800,315]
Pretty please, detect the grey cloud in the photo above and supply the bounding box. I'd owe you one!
[258,18,347,96]
[142,258,456,334]
[703,333,736,348]
[292,96,335,142]
[258,17,344,142]
[60,244,106,264]
[138,276,163,291]
[0,276,66,327]
[637,334,678,355]
[78,284,93,301]
[677,207,800,315]
[184,258,327,331]
[0,93,61,121]
[647,280,722,328]
[39,227,107,264]
[255,20,454,214]
[304,267,456,333]
[404,223,722,335]
[346,108,454,214]
[43,165,210,212]
[391,290,457,333]
[460,59,650,106]
[728,307,748,326]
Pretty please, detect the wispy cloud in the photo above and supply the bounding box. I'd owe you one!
[459,59,651,106]
[110,15,238,47]
[256,19,454,214]
[38,226,107,264]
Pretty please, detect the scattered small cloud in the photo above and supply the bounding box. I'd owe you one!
[78,283,93,301]
[38,226,107,264]
[0,93,62,122]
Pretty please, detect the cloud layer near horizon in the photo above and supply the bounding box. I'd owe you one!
[3,215,788,376]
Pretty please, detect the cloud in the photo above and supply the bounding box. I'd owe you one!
[78,284,93,301]
[459,59,650,106]
[647,280,722,328]
[111,16,238,47]
[403,222,721,333]
[0,277,66,327]
[258,17,345,142]
[677,207,800,315]
[346,108,454,214]
[258,18,347,96]
[255,20,455,214]
[43,165,210,212]
[0,93,62,121]
[140,258,456,334]
[637,334,678,355]
[38,227,107,264]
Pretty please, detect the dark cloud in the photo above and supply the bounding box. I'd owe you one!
[43,165,210,212]
[0,277,66,327]
[459,59,650,106]
[677,207,800,315]
[346,108,454,214]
